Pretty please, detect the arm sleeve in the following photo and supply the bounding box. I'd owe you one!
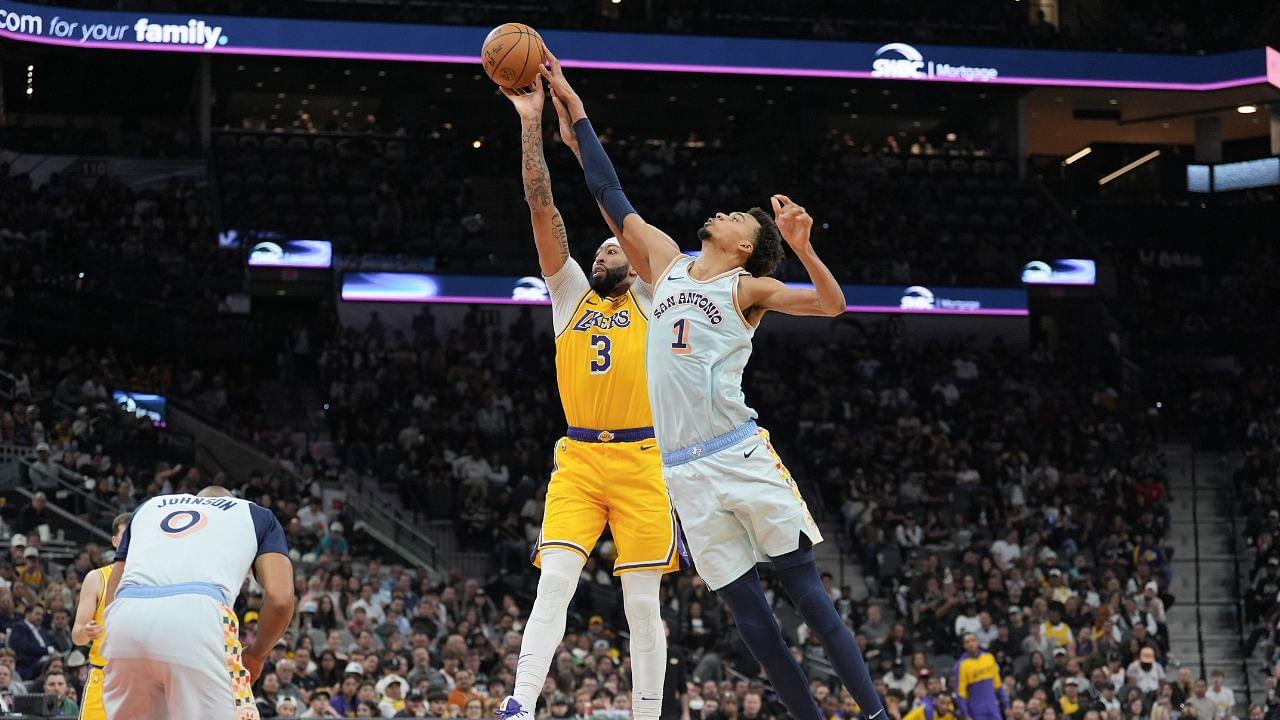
[545,260,591,336]
[250,504,290,558]
[573,118,637,228]
[998,687,1010,709]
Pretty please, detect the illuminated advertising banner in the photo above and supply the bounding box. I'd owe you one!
[1021,259,1097,286]
[341,272,1029,316]
[247,238,333,268]
[1187,158,1280,193]
[0,1,1274,90]
[113,390,167,427]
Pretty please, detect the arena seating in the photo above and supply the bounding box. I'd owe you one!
[210,127,1083,286]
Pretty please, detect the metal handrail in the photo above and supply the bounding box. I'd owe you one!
[19,458,119,521]
[344,489,440,569]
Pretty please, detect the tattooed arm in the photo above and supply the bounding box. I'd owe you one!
[505,77,570,277]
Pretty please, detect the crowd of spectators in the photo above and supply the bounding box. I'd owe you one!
[212,122,1074,286]
[25,0,1268,54]
[0,163,241,316]
[0,307,1196,719]
[273,269,1198,720]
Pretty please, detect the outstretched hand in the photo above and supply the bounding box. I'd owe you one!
[501,74,545,120]
[770,194,814,254]
[539,51,586,124]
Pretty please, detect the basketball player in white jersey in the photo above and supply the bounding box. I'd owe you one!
[541,56,886,720]
[101,486,295,720]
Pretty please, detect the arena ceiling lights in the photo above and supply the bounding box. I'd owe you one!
[2,1,1278,92]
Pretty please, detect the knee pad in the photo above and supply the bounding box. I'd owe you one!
[621,572,662,653]
[529,550,582,627]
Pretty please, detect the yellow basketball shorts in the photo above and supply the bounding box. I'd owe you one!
[79,666,106,720]
[533,437,685,575]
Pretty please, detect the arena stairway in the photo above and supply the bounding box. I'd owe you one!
[813,518,873,603]
[1162,444,1253,712]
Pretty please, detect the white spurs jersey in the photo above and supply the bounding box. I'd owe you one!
[646,255,757,452]
[116,494,288,603]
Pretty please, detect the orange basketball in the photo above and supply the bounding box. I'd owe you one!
[481,23,546,89]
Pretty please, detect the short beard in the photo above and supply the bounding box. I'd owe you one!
[696,226,711,241]
[590,265,630,296]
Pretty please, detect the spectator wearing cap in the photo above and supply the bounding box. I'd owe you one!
[317,522,348,555]
[378,673,409,716]
[275,696,299,718]
[1124,647,1164,695]
[1059,678,1086,720]
[7,535,28,568]
[547,692,572,718]
[28,443,58,492]
[19,546,45,592]
[886,658,918,697]
[394,690,428,718]
[301,688,339,717]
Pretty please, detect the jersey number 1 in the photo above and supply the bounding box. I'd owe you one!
[590,334,612,374]
[671,319,692,355]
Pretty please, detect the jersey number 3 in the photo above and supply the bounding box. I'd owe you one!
[671,319,692,355]
[590,334,612,374]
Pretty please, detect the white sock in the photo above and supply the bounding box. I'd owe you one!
[512,548,584,714]
[622,570,665,720]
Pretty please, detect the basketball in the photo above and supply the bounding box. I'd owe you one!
[481,23,546,89]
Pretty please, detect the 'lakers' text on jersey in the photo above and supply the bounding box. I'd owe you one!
[548,261,654,431]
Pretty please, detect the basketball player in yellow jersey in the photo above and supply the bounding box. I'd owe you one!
[494,76,683,720]
[71,513,131,720]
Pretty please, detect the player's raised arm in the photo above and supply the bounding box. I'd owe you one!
[549,90,632,247]
[739,195,846,318]
[540,52,679,283]
[503,76,572,277]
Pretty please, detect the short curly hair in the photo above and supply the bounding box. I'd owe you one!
[743,207,785,277]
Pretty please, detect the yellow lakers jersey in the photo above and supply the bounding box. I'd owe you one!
[89,564,111,666]
[555,287,653,430]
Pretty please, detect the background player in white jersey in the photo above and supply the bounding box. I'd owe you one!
[101,486,295,720]
[541,56,885,720]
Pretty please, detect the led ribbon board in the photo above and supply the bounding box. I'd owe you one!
[1,1,1275,90]
[342,272,1029,316]
[1021,259,1097,286]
